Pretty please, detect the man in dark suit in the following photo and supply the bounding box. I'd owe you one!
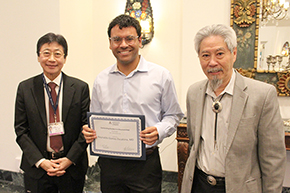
[14,32,90,193]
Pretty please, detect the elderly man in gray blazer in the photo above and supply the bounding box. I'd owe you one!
[181,24,286,193]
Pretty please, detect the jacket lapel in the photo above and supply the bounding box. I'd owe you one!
[195,80,208,150]
[225,72,248,155]
[32,74,47,127]
[62,73,75,123]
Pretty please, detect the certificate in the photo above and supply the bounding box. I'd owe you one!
[87,112,146,160]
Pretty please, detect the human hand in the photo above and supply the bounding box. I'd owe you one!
[40,159,66,177]
[39,159,55,171]
[140,126,159,145]
[46,157,72,177]
[50,157,72,171]
[82,124,97,143]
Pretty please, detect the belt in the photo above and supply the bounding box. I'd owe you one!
[47,150,65,159]
[146,146,157,156]
[196,167,225,186]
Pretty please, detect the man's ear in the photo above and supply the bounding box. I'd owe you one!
[138,36,142,48]
[232,47,237,63]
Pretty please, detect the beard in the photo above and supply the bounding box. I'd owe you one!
[208,68,223,92]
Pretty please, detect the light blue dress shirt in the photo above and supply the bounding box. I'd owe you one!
[90,56,184,147]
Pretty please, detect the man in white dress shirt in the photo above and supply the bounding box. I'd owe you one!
[82,14,183,193]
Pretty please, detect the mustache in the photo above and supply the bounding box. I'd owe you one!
[207,68,223,73]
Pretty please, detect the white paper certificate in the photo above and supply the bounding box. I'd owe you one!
[88,113,146,160]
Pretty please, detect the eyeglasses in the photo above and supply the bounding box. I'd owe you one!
[109,36,139,45]
[39,50,64,59]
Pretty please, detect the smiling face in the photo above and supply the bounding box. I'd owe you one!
[109,25,142,74]
[199,35,237,93]
[38,42,66,81]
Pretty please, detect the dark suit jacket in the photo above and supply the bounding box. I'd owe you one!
[15,72,90,180]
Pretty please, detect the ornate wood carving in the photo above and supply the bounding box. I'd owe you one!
[176,124,189,193]
[231,0,290,96]
[233,0,257,27]
[277,72,290,96]
[236,67,256,78]
[231,0,260,70]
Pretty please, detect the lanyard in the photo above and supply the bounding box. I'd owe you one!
[42,73,63,115]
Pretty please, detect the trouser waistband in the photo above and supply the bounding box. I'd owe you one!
[195,167,225,186]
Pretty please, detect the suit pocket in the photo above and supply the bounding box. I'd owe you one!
[246,178,261,193]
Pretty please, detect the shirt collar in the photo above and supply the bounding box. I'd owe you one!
[206,69,236,98]
[109,55,148,75]
[43,72,62,86]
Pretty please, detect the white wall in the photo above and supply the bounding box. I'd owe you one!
[1,1,290,186]
[181,0,231,112]
[0,0,60,172]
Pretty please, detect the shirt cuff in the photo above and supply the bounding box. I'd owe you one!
[35,158,46,168]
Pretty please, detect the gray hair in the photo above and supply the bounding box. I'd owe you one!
[194,24,237,54]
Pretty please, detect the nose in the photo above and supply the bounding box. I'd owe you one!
[119,38,129,47]
[48,53,56,61]
[208,56,218,67]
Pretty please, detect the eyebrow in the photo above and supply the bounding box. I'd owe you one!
[42,48,62,52]
[112,35,136,38]
[200,47,226,54]
[216,47,226,52]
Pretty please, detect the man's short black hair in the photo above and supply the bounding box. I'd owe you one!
[36,32,68,58]
[107,14,141,38]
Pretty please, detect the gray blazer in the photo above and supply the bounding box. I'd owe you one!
[181,72,286,193]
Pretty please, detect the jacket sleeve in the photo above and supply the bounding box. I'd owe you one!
[14,82,45,166]
[258,85,286,192]
[65,82,90,164]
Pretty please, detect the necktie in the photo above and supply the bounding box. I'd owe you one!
[48,82,63,153]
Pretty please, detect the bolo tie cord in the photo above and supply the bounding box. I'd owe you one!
[212,93,226,148]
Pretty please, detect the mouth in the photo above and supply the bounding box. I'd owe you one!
[118,50,131,55]
[207,68,223,75]
[46,64,58,68]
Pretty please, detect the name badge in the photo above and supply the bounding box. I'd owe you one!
[48,122,64,136]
